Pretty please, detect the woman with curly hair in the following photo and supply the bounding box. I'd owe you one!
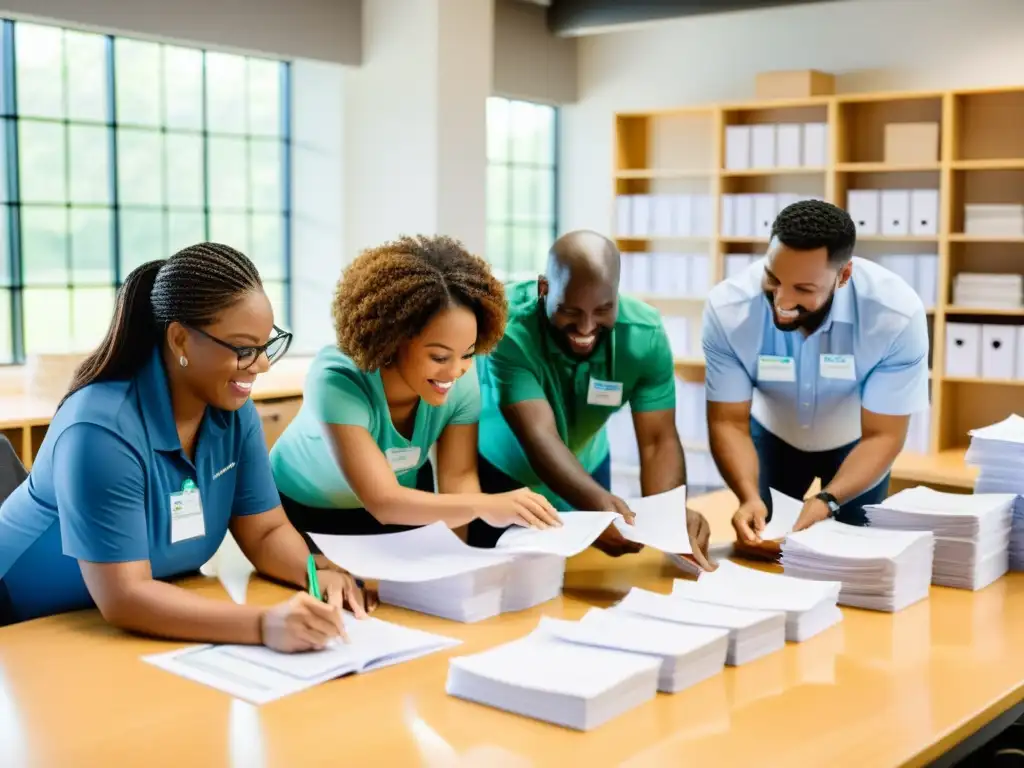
[270,234,561,538]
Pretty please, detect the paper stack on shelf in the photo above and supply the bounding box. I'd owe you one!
[612,587,786,665]
[865,486,1015,590]
[145,615,461,705]
[310,523,513,623]
[966,414,1024,571]
[537,610,729,694]
[952,273,1023,310]
[781,520,934,612]
[493,512,617,612]
[963,203,1024,238]
[671,560,843,642]
[446,631,661,731]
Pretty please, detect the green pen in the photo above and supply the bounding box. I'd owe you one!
[306,554,322,601]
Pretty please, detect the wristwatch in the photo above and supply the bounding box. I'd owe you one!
[814,491,841,518]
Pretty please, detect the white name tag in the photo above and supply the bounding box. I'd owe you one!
[386,446,421,473]
[820,353,856,380]
[170,479,205,544]
[757,355,796,383]
[587,377,624,407]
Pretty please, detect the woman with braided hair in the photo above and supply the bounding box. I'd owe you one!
[270,234,561,538]
[0,243,372,652]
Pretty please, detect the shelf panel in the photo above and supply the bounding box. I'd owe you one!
[615,168,714,179]
[943,377,1024,387]
[944,306,1024,317]
[836,162,942,172]
[721,237,769,245]
[952,159,1024,170]
[857,235,940,243]
[720,167,826,177]
[948,234,1024,243]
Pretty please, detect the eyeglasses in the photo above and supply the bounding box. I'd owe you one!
[187,325,293,370]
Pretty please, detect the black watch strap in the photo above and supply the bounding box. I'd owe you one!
[815,491,841,517]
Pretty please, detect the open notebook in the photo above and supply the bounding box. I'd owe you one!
[144,615,460,705]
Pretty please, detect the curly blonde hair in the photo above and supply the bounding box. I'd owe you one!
[333,235,508,371]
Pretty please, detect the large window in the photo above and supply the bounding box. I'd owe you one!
[485,97,557,281]
[0,19,290,362]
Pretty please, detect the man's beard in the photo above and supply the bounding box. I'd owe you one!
[765,290,835,334]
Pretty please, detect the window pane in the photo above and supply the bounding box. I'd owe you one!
[71,286,115,351]
[529,104,555,165]
[536,168,555,222]
[510,101,550,165]
[70,208,113,284]
[208,137,248,209]
[210,212,249,254]
[65,31,107,122]
[117,128,163,206]
[486,98,509,162]
[248,59,281,137]
[250,140,281,211]
[115,38,161,126]
[485,223,508,277]
[486,163,508,223]
[0,289,12,363]
[250,214,284,280]
[119,209,165,276]
[15,24,64,119]
[206,52,247,134]
[69,124,111,204]
[19,121,67,204]
[167,211,206,255]
[0,120,8,203]
[510,168,533,223]
[165,133,204,208]
[0,205,9,287]
[163,46,203,131]
[21,206,68,286]
[262,280,287,326]
[24,288,71,353]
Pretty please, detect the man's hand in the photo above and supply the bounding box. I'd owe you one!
[792,496,832,533]
[731,497,769,545]
[685,508,716,571]
[598,493,635,525]
[593,524,644,557]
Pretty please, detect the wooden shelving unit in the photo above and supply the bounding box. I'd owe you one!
[613,85,1024,490]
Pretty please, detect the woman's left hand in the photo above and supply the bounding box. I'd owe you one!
[315,567,376,618]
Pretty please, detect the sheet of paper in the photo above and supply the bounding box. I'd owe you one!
[761,489,803,540]
[540,609,728,657]
[309,521,511,582]
[496,512,616,556]
[679,560,840,611]
[968,414,1024,445]
[615,587,779,629]
[613,486,692,553]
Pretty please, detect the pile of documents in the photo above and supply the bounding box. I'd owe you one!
[952,272,1023,310]
[612,587,786,665]
[966,415,1024,571]
[781,520,934,612]
[446,630,661,731]
[671,560,843,641]
[865,486,1015,590]
[145,615,461,705]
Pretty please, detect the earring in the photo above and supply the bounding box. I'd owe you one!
[179,355,189,368]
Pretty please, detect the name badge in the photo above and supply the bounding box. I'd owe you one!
[386,446,421,473]
[757,355,796,383]
[586,377,624,407]
[820,354,856,381]
[170,478,205,544]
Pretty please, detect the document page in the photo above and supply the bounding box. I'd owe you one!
[613,486,692,553]
[761,489,803,540]
[496,512,616,556]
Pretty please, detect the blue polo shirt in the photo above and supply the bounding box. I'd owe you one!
[0,347,281,623]
[703,256,930,452]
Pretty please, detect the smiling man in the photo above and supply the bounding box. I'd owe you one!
[703,200,929,545]
[471,230,713,567]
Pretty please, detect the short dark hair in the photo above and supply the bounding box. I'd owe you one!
[333,234,508,372]
[62,243,263,406]
[771,199,856,265]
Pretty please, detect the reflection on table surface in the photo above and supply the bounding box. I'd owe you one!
[1,545,1023,768]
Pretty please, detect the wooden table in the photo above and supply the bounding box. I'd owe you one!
[2,494,1023,768]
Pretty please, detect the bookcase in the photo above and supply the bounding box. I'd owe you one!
[612,86,1024,492]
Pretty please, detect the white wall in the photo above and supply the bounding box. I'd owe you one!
[560,0,1024,233]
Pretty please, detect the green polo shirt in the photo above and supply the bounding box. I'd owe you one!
[270,345,480,509]
[477,280,677,510]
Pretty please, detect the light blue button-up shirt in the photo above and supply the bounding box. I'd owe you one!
[702,256,930,452]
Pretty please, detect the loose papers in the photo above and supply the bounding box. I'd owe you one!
[613,486,693,554]
[966,414,1024,571]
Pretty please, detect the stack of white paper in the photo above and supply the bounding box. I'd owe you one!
[446,631,661,731]
[310,523,513,623]
[865,486,1015,590]
[781,520,934,612]
[966,415,1024,571]
[612,587,786,665]
[537,610,729,693]
[670,560,843,641]
[494,511,617,611]
[145,615,461,705]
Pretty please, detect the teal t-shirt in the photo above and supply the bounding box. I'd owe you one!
[270,345,481,509]
[477,280,677,510]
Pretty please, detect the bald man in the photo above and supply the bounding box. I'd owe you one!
[470,231,713,566]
